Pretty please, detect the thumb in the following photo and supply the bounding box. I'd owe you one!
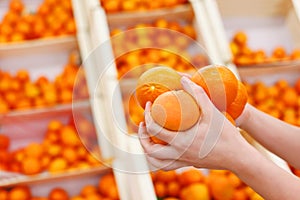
[181,76,215,117]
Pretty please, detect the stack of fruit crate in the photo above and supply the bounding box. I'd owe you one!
[0,0,116,198]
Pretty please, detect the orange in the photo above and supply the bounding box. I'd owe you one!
[232,189,248,200]
[71,196,85,200]
[80,185,98,197]
[250,193,264,200]
[0,101,9,114]
[209,175,235,200]
[48,188,69,200]
[178,169,204,186]
[47,144,62,157]
[77,146,88,159]
[291,49,300,60]
[8,186,31,200]
[227,172,242,188]
[227,81,248,119]
[98,174,119,199]
[62,147,78,164]
[16,70,30,83]
[167,181,180,197]
[21,157,42,175]
[272,46,286,59]
[275,79,289,90]
[233,31,247,46]
[48,157,68,172]
[155,170,177,183]
[24,143,44,158]
[282,88,298,107]
[59,89,73,103]
[180,183,210,200]
[60,125,81,147]
[0,135,10,150]
[4,91,19,107]
[84,194,102,200]
[0,150,11,164]
[191,65,239,112]
[128,93,144,126]
[9,0,24,14]
[48,120,63,132]
[154,181,167,198]
[151,90,201,131]
[0,189,8,200]
[295,78,300,94]
[136,66,182,109]
[106,185,119,200]
[41,155,51,168]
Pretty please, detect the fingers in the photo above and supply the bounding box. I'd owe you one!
[139,121,182,160]
[144,102,179,143]
[181,76,217,119]
[138,122,154,150]
[177,72,192,78]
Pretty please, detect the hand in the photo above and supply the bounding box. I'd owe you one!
[138,76,250,171]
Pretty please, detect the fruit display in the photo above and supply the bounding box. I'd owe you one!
[110,19,209,78]
[230,31,300,66]
[151,168,263,200]
[0,0,76,43]
[100,0,188,13]
[0,52,89,114]
[244,78,300,126]
[2,0,300,198]
[0,117,102,175]
[0,172,119,200]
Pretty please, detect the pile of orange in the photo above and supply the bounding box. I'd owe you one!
[0,0,76,43]
[100,0,188,13]
[0,53,89,114]
[151,169,263,200]
[110,19,209,78]
[0,117,101,175]
[0,173,119,200]
[245,78,300,126]
[230,31,300,66]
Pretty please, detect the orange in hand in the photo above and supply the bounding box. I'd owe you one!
[135,66,182,109]
[191,65,238,111]
[192,65,247,120]
[151,90,200,131]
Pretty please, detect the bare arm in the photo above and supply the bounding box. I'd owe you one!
[237,104,300,168]
[232,138,300,200]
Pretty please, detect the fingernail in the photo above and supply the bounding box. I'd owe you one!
[181,76,191,85]
[181,76,188,82]
[145,101,151,111]
[138,122,144,134]
[139,122,144,127]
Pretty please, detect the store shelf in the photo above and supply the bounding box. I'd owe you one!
[0,166,110,188]
[107,4,194,28]
[217,0,300,67]
[238,62,300,85]
[0,100,89,126]
[0,36,77,54]
[1,0,298,199]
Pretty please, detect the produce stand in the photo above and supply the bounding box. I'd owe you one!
[0,0,299,199]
